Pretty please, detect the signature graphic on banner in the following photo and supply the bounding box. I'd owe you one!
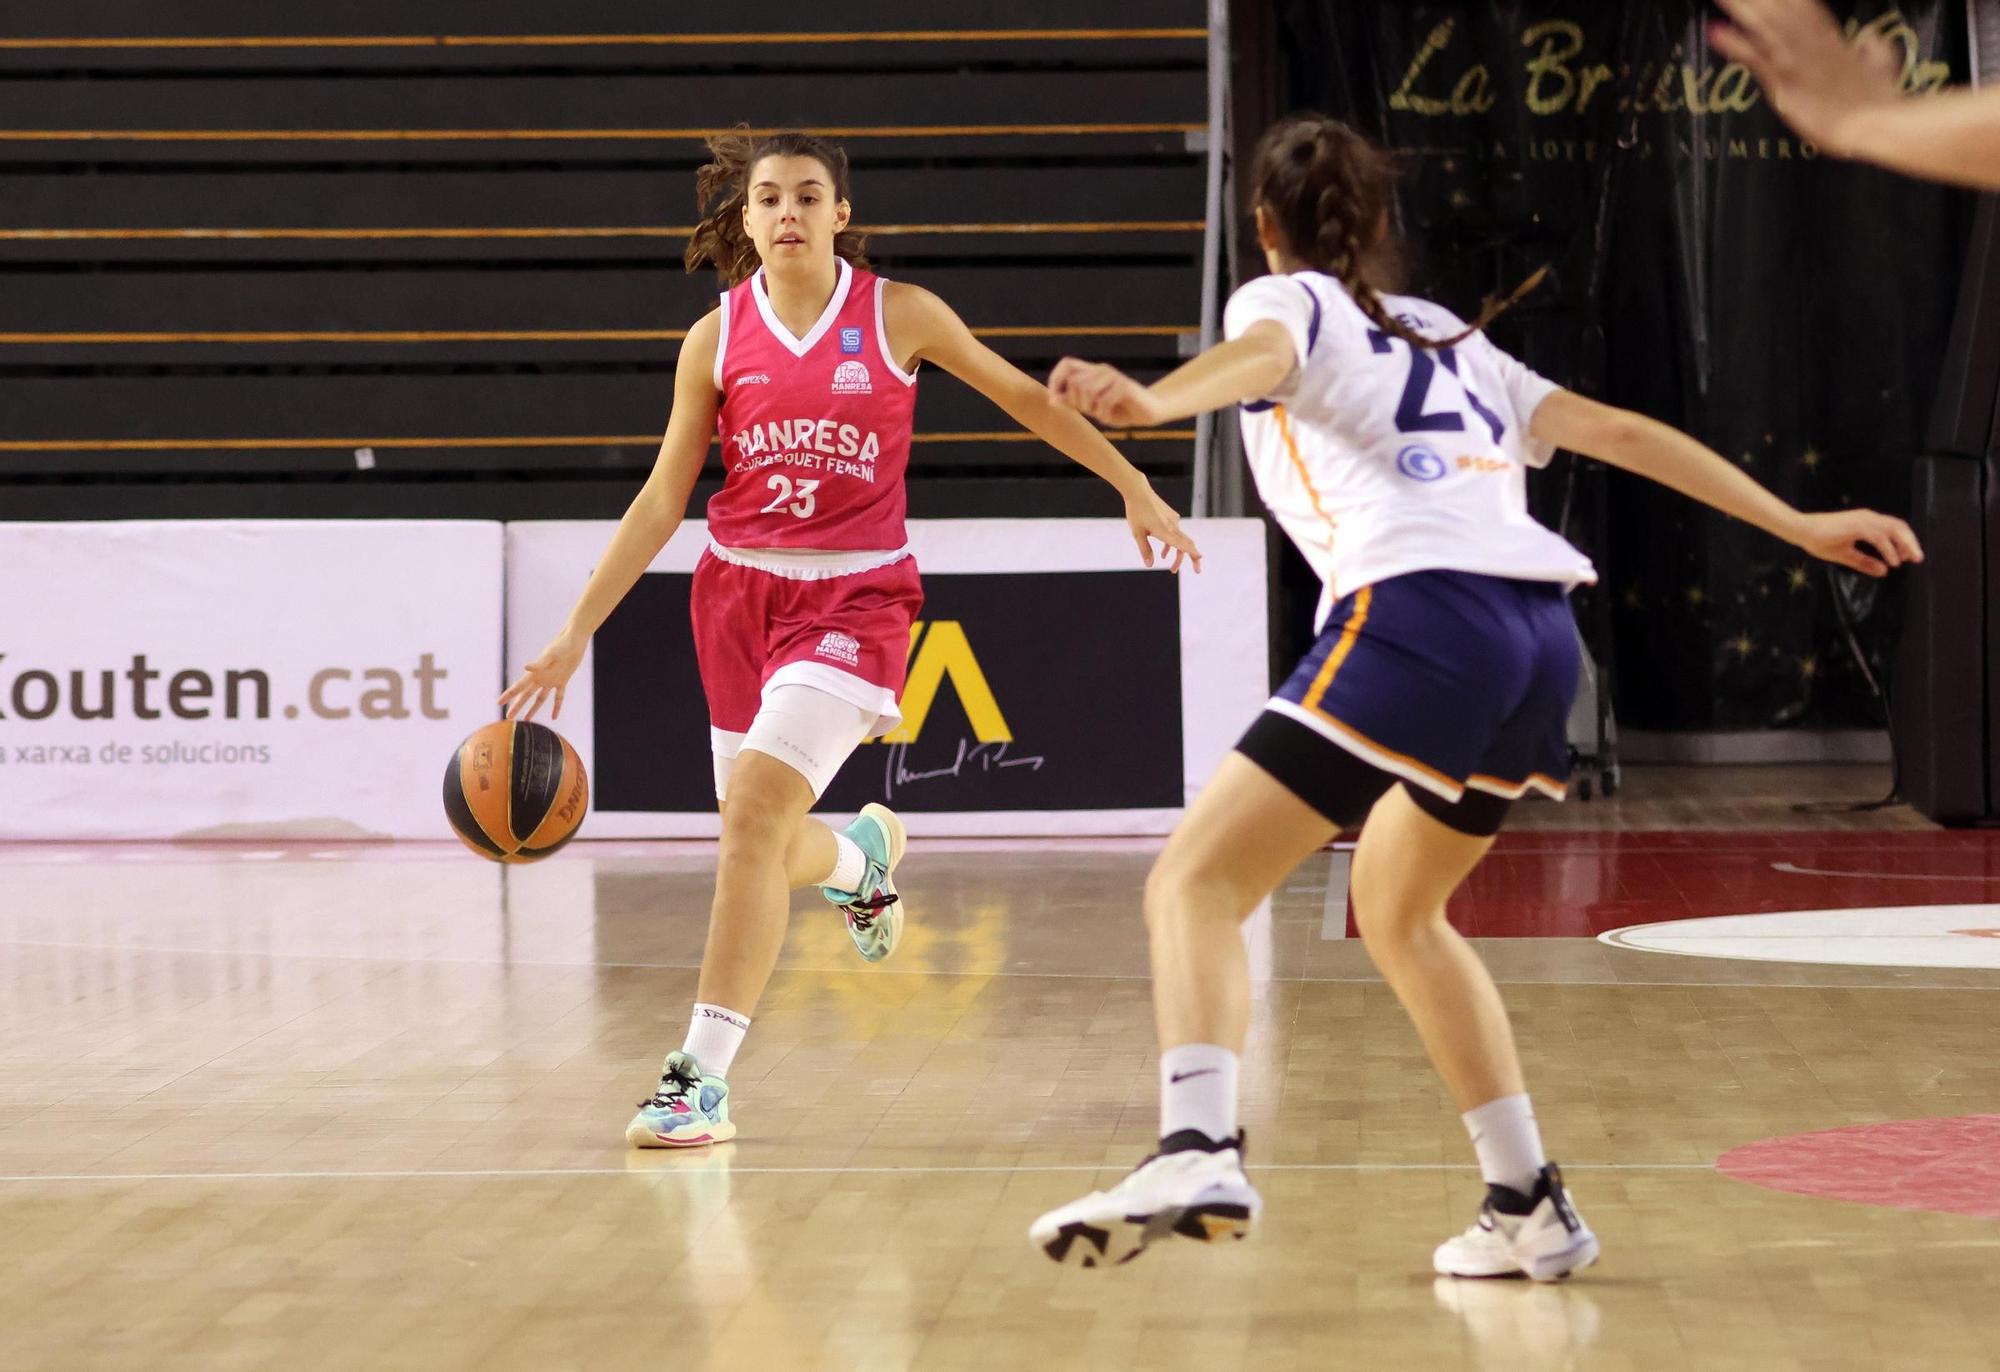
[882,738,1046,799]
[867,620,1051,799]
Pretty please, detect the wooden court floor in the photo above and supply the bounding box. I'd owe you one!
[3,766,1999,1371]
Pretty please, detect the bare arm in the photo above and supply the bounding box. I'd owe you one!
[885,281,1201,570]
[1834,87,2000,190]
[499,309,721,719]
[1048,322,1297,428]
[1529,389,1923,577]
[1711,0,2000,189]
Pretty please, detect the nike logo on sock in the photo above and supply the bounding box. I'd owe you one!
[1168,1068,1220,1083]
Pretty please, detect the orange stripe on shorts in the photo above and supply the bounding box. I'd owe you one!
[1302,585,1372,713]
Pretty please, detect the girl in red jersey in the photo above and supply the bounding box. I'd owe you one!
[500,129,1200,1148]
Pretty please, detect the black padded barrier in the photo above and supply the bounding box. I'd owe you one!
[1900,195,2000,822]
[1894,456,1988,823]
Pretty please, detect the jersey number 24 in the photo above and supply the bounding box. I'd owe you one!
[1368,330,1504,443]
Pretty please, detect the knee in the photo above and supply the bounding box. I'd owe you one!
[716,786,794,860]
[1352,898,1439,950]
[1349,860,1446,948]
[1143,847,1255,932]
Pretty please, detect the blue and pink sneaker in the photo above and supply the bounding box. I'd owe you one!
[625,1051,735,1148]
[820,802,907,962]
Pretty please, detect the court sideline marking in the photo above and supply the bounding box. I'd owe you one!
[0,1162,1717,1185]
[0,935,1990,992]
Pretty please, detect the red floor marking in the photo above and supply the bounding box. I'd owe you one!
[1438,831,2000,938]
[1716,1116,2000,1221]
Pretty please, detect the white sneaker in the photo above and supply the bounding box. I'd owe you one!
[1434,1164,1600,1283]
[1030,1136,1261,1268]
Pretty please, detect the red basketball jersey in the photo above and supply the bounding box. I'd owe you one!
[708,259,917,549]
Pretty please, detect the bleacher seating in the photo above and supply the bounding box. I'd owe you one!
[0,2,1207,512]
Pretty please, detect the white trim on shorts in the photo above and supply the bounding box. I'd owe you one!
[1265,699,1567,804]
[1463,773,1568,802]
[707,542,911,581]
[1264,698,1466,804]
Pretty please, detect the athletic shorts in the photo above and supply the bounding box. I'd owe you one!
[690,544,924,745]
[1243,569,1579,827]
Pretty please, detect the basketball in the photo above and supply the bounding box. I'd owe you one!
[442,719,589,863]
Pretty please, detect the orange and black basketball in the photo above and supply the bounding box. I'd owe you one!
[443,719,589,863]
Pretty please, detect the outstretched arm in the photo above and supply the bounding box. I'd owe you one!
[1048,322,1297,428]
[1710,0,2000,189]
[499,310,721,720]
[1529,390,1923,578]
[885,281,1201,570]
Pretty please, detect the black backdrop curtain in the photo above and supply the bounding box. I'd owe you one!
[1262,1,1971,730]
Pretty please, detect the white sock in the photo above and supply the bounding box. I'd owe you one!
[823,831,868,894]
[1158,1043,1240,1145]
[1462,1093,1546,1195]
[681,1003,750,1078]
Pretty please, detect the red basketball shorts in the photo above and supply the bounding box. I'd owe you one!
[689,546,924,741]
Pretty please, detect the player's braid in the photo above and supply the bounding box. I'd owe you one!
[1251,113,1546,351]
[1307,139,1433,352]
[685,126,871,285]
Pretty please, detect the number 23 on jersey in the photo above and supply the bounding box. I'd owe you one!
[759,474,820,519]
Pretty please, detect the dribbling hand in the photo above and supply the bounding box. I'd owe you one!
[1049,357,1169,429]
[1791,509,1924,578]
[499,629,587,721]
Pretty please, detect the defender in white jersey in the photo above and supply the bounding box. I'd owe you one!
[1029,113,1923,1276]
[1228,272,1593,627]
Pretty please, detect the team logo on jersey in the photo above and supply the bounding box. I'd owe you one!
[832,360,873,394]
[815,631,862,667]
[734,372,772,387]
[840,327,864,355]
[1396,444,1447,482]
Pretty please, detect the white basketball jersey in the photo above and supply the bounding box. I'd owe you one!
[1223,271,1597,627]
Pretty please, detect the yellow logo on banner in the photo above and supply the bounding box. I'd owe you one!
[867,621,1012,745]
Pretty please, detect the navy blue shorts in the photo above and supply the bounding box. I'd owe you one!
[1261,570,1579,806]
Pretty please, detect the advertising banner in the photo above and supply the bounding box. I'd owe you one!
[0,520,503,839]
[505,519,1269,836]
[1286,0,1969,730]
